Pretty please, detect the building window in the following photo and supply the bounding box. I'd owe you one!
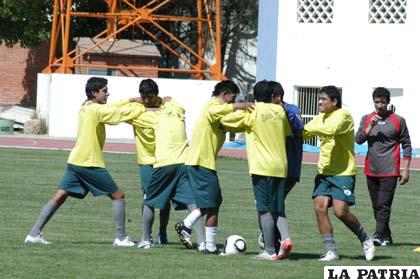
[369,0,407,24]
[87,68,118,76]
[297,0,334,23]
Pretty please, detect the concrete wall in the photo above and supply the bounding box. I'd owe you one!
[37,73,218,140]
[258,0,420,147]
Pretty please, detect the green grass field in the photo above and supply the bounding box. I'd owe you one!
[1,148,420,279]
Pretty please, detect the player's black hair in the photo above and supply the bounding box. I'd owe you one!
[212,80,239,97]
[372,87,390,103]
[268,81,284,101]
[253,80,272,103]
[139,79,159,97]
[320,85,342,108]
[85,77,108,100]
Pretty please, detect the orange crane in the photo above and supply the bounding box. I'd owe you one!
[43,0,224,80]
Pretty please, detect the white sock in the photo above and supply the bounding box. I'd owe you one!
[184,209,202,228]
[205,226,217,251]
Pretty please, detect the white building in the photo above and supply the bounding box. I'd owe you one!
[257,0,420,148]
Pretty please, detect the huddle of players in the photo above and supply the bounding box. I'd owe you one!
[25,77,379,261]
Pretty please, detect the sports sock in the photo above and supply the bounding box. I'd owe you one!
[260,212,276,255]
[30,200,58,237]
[142,205,154,242]
[188,205,205,245]
[184,207,202,228]
[321,234,337,253]
[112,199,126,241]
[205,226,217,252]
[159,202,170,236]
[277,215,290,241]
[356,225,369,243]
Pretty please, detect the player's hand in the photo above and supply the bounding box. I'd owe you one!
[233,102,254,111]
[162,96,172,103]
[129,97,143,103]
[146,107,160,112]
[370,115,381,126]
[399,170,409,185]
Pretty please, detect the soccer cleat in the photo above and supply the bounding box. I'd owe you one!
[175,221,193,249]
[373,234,386,246]
[363,238,375,261]
[384,235,393,245]
[252,250,278,260]
[156,233,168,245]
[204,248,222,255]
[24,233,51,245]
[277,239,293,260]
[319,250,339,261]
[137,240,153,249]
[197,242,206,252]
[113,236,136,247]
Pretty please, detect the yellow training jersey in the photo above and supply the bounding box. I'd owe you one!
[185,98,234,171]
[130,100,188,168]
[221,103,290,177]
[128,97,163,165]
[67,100,145,168]
[303,108,357,176]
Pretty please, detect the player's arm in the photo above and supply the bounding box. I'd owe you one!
[284,105,304,133]
[399,117,412,185]
[303,111,353,138]
[96,102,145,125]
[220,110,252,133]
[127,111,155,129]
[354,115,368,144]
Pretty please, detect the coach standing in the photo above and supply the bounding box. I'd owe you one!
[355,87,412,247]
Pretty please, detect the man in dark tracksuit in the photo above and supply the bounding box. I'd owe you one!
[355,87,412,246]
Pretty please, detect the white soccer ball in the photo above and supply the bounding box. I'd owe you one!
[222,235,247,256]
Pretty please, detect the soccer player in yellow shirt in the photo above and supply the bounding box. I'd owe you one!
[174,80,253,254]
[221,80,293,260]
[303,85,375,261]
[25,77,149,247]
[128,97,205,250]
[131,79,171,245]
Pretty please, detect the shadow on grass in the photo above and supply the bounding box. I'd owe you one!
[389,242,420,247]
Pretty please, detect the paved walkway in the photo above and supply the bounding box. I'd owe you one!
[1,134,420,170]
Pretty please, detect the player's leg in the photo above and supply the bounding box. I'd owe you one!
[139,204,154,248]
[25,189,68,245]
[366,176,381,243]
[157,202,170,244]
[204,208,220,254]
[374,176,397,246]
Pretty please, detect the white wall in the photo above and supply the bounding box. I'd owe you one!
[37,74,218,140]
[258,0,420,147]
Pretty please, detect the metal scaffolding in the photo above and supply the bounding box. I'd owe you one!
[43,0,224,80]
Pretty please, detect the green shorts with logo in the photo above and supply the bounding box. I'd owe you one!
[187,165,222,209]
[312,175,356,206]
[144,164,194,210]
[252,175,286,214]
[59,163,118,199]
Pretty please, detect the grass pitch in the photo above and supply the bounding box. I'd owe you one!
[1,148,420,279]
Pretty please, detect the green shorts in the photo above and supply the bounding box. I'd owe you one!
[144,164,194,210]
[187,165,222,209]
[139,164,153,193]
[312,175,356,206]
[252,175,286,214]
[59,164,118,199]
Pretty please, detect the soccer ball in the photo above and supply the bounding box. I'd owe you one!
[222,235,247,256]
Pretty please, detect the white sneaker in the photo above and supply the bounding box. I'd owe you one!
[113,236,136,247]
[362,238,375,261]
[24,234,51,245]
[137,240,153,249]
[252,250,278,260]
[319,250,339,261]
[197,242,206,252]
